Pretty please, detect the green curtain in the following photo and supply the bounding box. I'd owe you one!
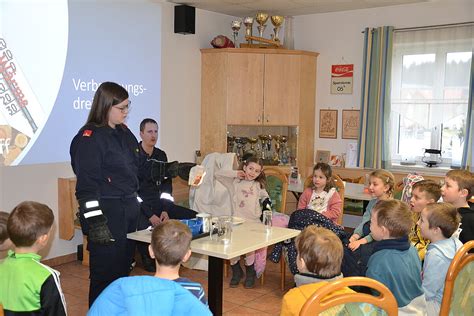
[358,26,394,169]
[462,50,473,171]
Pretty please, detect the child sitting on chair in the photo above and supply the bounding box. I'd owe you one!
[0,211,12,253]
[418,203,462,315]
[89,220,210,315]
[281,226,353,316]
[441,169,474,244]
[409,180,441,260]
[297,163,342,224]
[366,200,426,314]
[215,156,272,288]
[0,201,67,315]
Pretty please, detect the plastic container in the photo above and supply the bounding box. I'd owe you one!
[180,219,203,236]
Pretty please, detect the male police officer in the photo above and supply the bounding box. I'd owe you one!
[137,118,196,271]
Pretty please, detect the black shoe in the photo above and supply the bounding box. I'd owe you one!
[230,262,243,287]
[142,255,156,272]
[244,264,256,288]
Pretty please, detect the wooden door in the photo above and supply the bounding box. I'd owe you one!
[263,54,300,126]
[226,53,265,125]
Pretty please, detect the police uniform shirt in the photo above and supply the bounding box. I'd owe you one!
[70,124,140,202]
[137,142,172,218]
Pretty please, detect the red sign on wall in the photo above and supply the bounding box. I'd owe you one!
[331,64,353,94]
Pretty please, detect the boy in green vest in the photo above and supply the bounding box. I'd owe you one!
[0,201,67,315]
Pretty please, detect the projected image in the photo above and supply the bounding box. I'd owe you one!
[0,0,161,166]
[0,0,68,166]
[0,38,47,165]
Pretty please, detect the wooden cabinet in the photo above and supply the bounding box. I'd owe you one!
[226,53,264,125]
[200,48,318,177]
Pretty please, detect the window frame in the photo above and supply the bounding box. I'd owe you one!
[389,37,471,168]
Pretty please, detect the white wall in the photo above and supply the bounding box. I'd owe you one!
[293,0,473,158]
[0,3,237,260]
[160,3,238,161]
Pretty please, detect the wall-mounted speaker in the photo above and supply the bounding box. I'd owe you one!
[174,5,195,35]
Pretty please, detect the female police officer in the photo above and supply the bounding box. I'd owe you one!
[70,82,140,306]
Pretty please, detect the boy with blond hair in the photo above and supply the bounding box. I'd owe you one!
[0,201,67,315]
[366,200,426,315]
[281,226,353,316]
[441,169,474,244]
[418,203,462,315]
[409,180,441,260]
[149,220,207,304]
[89,220,211,315]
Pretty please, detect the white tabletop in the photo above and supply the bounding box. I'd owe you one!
[128,222,300,260]
[344,182,373,201]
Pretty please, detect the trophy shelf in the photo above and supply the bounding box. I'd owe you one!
[200,48,318,178]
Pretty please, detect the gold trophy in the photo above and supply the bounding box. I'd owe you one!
[243,16,254,44]
[255,13,269,38]
[231,20,241,47]
[270,15,284,42]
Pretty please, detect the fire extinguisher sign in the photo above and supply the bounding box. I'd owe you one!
[331,64,353,94]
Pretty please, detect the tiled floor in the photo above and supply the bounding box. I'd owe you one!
[55,257,295,316]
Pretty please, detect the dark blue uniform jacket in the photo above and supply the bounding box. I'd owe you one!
[70,124,140,204]
[137,142,172,218]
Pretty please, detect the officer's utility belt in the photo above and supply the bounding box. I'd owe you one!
[101,192,138,200]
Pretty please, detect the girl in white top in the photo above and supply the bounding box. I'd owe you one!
[215,156,272,289]
[297,163,342,224]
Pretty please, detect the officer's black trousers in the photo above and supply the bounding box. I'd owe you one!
[87,197,139,307]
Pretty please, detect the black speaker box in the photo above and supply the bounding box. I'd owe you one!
[174,5,195,35]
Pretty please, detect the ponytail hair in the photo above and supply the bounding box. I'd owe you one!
[369,169,395,197]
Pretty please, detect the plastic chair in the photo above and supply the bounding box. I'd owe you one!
[299,277,398,316]
[303,173,345,225]
[439,240,474,316]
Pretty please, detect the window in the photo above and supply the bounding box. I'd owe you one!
[390,25,473,167]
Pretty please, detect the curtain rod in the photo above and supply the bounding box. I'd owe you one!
[394,21,474,32]
[361,21,474,33]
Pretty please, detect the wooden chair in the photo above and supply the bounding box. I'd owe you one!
[263,166,288,214]
[262,166,291,290]
[299,277,398,316]
[439,240,474,316]
[303,173,345,225]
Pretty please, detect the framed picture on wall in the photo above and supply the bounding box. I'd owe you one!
[342,109,360,139]
[319,109,338,139]
[315,150,331,164]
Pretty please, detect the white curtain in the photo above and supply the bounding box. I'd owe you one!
[391,25,473,128]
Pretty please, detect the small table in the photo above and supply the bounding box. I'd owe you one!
[128,222,300,316]
[344,183,372,210]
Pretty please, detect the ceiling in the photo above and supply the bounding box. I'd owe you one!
[167,0,430,17]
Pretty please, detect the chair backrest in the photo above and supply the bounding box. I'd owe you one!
[304,173,345,225]
[299,276,398,316]
[263,167,288,214]
[439,240,474,316]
